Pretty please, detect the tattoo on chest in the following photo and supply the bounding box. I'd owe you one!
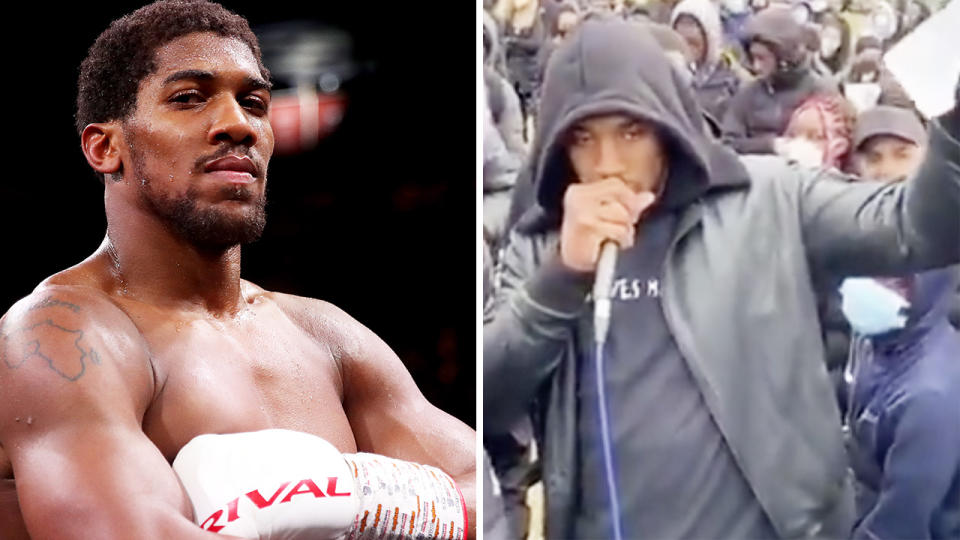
[1,299,102,382]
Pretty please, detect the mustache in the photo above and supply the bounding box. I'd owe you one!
[194,146,265,177]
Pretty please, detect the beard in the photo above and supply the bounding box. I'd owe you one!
[131,153,267,250]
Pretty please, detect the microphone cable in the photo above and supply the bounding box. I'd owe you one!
[593,240,624,540]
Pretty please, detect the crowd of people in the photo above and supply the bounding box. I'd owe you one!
[482,0,959,538]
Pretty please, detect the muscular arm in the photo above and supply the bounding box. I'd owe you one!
[282,296,476,539]
[0,288,239,540]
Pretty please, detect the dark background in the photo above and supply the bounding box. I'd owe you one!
[0,2,476,425]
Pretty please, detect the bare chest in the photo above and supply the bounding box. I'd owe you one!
[127,305,357,462]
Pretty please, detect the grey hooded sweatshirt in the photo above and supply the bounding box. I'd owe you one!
[484,15,960,540]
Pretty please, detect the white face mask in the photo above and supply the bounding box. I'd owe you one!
[778,137,825,167]
[840,278,911,336]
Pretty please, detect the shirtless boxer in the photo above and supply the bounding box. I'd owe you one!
[0,1,475,539]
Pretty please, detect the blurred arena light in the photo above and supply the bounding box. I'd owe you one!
[255,21,358,155]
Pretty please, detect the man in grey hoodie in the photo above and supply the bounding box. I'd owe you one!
[484,15,959,539]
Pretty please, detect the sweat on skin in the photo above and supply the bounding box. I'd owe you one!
[0,22,476,540]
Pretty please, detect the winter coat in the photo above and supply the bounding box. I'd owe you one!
[846,267,960,540]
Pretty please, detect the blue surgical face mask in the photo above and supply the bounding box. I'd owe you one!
[839,277,911,336]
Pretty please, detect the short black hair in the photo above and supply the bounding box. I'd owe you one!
[76,0,270,139]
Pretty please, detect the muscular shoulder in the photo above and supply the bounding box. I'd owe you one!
[0,285,154,435]
[260,289,372,366]
[261,290,417,401]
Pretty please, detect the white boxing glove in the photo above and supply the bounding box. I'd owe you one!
[173,429,467,540]
[173,429,361,540]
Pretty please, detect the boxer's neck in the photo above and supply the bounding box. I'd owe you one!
[101,198,245,316]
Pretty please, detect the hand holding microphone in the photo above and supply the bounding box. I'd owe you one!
[559,178,657,272]
[560,178,656,345]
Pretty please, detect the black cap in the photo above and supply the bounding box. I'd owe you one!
[854,106,927,151]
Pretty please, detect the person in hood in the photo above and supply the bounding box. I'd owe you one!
[502,17,720,243]
[670,0,743,124]
[721,5,836,154]
[484,15,959,539]
[842,268,960,540]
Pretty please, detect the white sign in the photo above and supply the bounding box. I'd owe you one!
[884,0,960,117]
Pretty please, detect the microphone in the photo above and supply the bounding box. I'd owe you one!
[593,240,619,346]
[591,239,625,540]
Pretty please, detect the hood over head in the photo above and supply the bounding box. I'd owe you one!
[872,266,960,349]
[743,5,808,66]
[670,0,724,67]
[532,16,749,222]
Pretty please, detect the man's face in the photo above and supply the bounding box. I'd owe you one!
[674,15,707,65]
[856,135,925,182]
[118,32,274,249]
[749,41,778,79]
[565,114,666,193]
